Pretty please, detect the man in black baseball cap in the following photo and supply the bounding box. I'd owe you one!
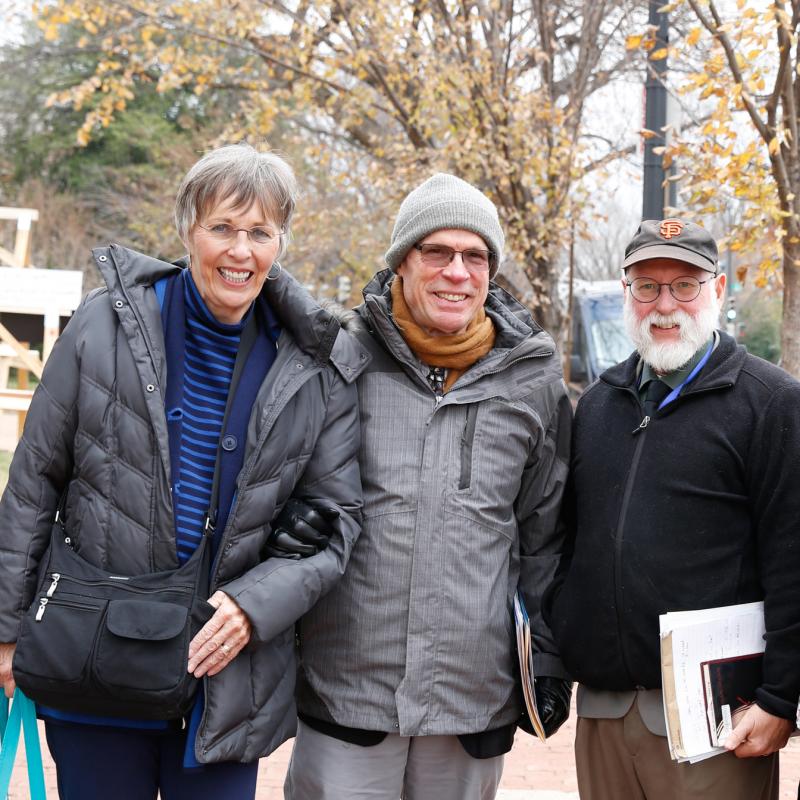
[545,218,800,799]
[623,218,719,274]
[621,218,722,375]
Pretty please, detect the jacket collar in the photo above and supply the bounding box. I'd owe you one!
[93,245,369,379]
[600,330,746,396]
[359,268,555,360]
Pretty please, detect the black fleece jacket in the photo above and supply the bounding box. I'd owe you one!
[545,332,800,720]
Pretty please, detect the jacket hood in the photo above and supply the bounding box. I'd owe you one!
[92,245,369,380]
[360,267,555,355]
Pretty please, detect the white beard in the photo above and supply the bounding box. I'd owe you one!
[624,294,720,374]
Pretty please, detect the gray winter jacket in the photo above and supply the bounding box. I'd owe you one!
[297,269,571,737]
[0,245,368,763]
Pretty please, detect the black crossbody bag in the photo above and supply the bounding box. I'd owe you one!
[12,516,214,719]
[13,311,257,720]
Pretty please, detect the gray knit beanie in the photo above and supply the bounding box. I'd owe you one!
[384,173,505,278]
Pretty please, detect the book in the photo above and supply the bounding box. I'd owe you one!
[513,591,546,742]
[701,653,763,747]
[659,601,765,762]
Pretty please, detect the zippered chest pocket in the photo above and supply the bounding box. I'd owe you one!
[458,404,479,490]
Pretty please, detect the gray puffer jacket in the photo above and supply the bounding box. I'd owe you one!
[297,270,571,737]
[0,245,368,763]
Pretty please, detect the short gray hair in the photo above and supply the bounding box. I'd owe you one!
[174,144,297,258]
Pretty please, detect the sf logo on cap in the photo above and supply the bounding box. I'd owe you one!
[659,219,684,239]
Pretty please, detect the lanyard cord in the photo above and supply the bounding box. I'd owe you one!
[645,339,715,412]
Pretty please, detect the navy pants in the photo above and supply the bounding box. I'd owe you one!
[45,720,259,800]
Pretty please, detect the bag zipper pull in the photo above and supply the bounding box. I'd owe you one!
[35,598,49,621]
[47,573,61,597]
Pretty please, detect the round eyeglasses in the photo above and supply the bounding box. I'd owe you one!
[626,275,713,303]
[413,243,494,272]
[197,223,282,246]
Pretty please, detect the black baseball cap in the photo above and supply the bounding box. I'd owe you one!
[623,219,718,274]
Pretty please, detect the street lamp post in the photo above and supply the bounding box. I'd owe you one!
[642,1,676,220]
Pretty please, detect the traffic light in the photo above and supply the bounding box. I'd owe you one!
[726,296,736,322]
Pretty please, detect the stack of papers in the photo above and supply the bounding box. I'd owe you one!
[513,591,546,741]
[659,601,765,762]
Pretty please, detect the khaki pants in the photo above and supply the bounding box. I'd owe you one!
[575,699,778,800]
[284,719,504,800]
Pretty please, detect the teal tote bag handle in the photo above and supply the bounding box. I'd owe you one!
[0,689,46,800]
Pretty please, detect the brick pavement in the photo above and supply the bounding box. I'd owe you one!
[7,708,800,799]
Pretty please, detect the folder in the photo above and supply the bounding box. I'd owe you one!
[514,591,546,741]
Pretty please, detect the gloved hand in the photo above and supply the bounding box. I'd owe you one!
[263,499,339,560]
[534,676,572,738]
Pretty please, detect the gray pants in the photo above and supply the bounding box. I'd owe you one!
[284,719,504,800]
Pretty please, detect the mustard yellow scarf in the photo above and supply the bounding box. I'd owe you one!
[391,276,495,392]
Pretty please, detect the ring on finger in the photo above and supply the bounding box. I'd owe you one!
[220,643,231,655]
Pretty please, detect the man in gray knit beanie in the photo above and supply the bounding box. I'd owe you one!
[287,173,572,800]
[384,173,505,278]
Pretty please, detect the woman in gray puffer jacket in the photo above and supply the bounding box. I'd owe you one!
[0,144,366,800]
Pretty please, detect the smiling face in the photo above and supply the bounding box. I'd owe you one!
[395,229,490,337]
[185,195,281,325]
[623,257,726,373]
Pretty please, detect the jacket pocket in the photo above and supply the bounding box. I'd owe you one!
[458,405,479,490]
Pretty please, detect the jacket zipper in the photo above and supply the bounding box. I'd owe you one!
[107,247,175,571]
[613,390,649,685]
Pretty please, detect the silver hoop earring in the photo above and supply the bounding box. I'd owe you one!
[266,262,282,281]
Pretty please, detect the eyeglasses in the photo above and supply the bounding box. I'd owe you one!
[626,275,713,303]
[413,243,493,272]
[197,223,282,246]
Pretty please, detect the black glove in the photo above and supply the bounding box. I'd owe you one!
[264,499,339,560]
[533,676,572,738]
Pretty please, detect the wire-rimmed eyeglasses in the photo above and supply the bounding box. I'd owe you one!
[413,243,494,273]
[626,275,713,303]
[197,223,282,246]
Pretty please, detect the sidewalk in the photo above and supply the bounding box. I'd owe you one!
[8,707,800,798]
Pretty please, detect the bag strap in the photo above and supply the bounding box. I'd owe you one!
[204,309,258,535]
[0,690,46,799]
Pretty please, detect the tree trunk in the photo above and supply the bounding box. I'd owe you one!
[531,293,566,348]
[781,244,800,378]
